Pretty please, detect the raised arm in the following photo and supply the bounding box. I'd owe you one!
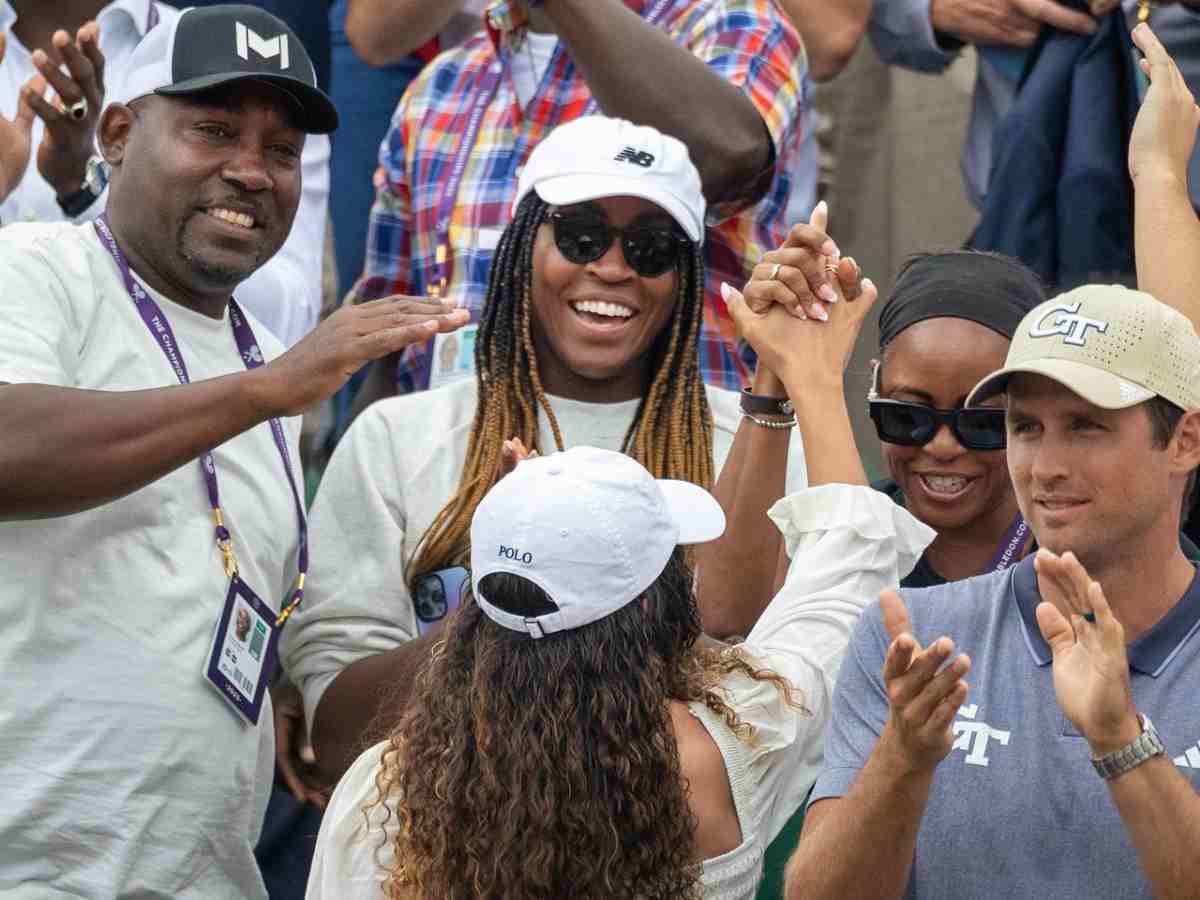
[1130,23,1200,332]
[778,0,870,82]
[698,204,850,637]
[344,0,470,67]
[0,294,466,521]
[539,0,789,206]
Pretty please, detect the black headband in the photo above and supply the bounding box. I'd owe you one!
[878,251,1046,349]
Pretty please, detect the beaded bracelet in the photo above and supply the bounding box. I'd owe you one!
[743,413,796,430]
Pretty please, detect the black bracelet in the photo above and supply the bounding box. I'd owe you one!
[740,388,793,417]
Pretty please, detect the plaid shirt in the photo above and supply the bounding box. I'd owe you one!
[358,0,807,393]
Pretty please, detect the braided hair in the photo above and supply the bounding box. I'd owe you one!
[409,192,714,585]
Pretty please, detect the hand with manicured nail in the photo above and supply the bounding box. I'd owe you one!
[741,201,860,322]
[721,259,877,391]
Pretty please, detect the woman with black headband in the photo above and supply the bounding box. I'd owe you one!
[870,250,1045,587]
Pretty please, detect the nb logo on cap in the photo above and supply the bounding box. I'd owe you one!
[235,22,290,69]
[1029,302,1109,347]
[615,147,655,168]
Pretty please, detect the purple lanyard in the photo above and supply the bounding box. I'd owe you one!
[432,0,676,293]
[92,216,308,626]
[987,513,1030,572]
[147,2,159,31]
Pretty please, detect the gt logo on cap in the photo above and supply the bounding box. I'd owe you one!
[235,22,290,69]
[1029,302,1109,347]
[615,147,655,168]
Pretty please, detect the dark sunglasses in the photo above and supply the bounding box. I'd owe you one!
[549,211,692,278]
[867,363,1007,451]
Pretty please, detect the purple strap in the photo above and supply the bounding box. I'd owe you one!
[147,2,159,32]
[988,513,1030,572]
[92,216,308,623]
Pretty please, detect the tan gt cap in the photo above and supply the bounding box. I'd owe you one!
[968,284,1200,411]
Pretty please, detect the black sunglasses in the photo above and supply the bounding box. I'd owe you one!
[548,211,692,278]
[867,363,1007,451]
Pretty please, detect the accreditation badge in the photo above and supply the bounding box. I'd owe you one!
[205,576,279,725]
[428,324,478,391]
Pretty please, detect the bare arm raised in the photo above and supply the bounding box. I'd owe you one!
[0,296,468,521]
[1129,23,1200,332]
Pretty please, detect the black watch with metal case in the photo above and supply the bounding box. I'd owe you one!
[740,388,794,417]
[56,156,109,218]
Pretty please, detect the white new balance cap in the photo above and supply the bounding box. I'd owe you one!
[470,447,725,639]
[109,4,338,134]
[514,116,706,242]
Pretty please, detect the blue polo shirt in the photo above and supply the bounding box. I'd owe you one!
[810,555,1200,899]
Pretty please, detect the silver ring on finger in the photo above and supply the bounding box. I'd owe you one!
[768,262,781,281]
[68,98,88,121]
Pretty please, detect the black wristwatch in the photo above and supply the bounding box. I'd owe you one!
[56,156,109,218]
[740,388,793,417]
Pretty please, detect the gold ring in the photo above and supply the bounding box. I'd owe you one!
[824,263,839,275]
[768,263,782,281]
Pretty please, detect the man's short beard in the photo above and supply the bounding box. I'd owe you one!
[177,223,271,288]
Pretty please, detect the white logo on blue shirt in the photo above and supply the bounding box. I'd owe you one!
[952,704,1011,767]
[1173,744,1200,769]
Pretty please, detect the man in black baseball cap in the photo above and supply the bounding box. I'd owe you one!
[113,3,337,133]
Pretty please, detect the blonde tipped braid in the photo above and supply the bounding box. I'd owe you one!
[408,195,714,588]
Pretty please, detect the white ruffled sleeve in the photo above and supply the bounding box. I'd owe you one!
[721,485,935,845]
[305,741,394,900]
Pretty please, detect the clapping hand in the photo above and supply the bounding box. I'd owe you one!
[876,590,973,773]
[25,22,106,202]
[0,34,39,203]
[1033,549,1141,755]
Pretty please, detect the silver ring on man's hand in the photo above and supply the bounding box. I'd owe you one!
[68,99,88,121]
[768,263,781,281]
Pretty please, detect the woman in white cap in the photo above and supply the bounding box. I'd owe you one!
[280,116,851,784]
[302,237,934,897]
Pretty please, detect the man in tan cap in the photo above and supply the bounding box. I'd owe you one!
[787,284,1200,900]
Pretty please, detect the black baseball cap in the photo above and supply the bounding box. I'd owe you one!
[112,4,338,134]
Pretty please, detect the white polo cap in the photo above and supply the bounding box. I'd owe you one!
[470,447,725,639]
[514,116,706,242]
[968,284,1200,411]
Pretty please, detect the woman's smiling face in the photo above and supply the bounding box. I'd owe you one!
[528,196,683,402]
[879,318,1015,534]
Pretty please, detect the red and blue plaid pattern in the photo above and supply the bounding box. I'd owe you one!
[356,0,807,393]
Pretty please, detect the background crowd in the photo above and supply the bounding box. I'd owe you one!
[2,0,1200,899]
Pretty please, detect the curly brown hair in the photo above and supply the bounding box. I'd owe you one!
[369,551,802,900]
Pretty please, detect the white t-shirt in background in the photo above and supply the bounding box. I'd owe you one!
[0,222,302,899]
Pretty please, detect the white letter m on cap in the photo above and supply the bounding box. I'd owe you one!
[236,22,289,69]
